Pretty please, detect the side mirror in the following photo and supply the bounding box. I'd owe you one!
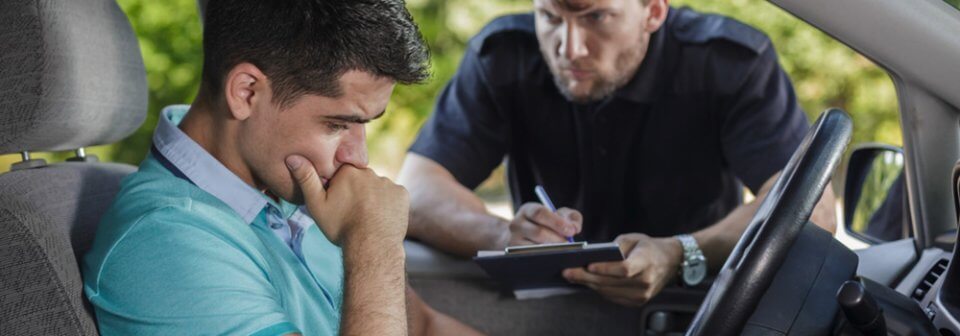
[843,144,911,244]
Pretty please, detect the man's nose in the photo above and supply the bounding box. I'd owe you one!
[336,126,368,169]
[558,22,589,61]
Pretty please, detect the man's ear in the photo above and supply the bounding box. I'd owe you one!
[643,0,669,33]
[223,63,268,121]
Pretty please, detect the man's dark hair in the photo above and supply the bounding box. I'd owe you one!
[201,0,430,107]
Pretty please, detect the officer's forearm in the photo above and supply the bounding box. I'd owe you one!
[691,190,767,271]
[409,186,510,257]
[690,172,837,271]
[399,154,510,257]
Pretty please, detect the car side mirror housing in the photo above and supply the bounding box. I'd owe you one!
[843,144,911,244]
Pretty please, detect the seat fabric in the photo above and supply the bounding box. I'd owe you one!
[0,162,135,335]
[0,0,147,334]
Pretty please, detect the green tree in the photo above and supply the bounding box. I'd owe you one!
[110,0,205,165]
[1,0,904,179]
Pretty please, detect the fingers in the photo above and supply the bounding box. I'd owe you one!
[562,268,639,287]
[316,163,409,245]
[516,203,577,237]
[329,162,365,184]
[556,207,583,234]
[614,233,646,255]
[513,219,569,244]
[565,235,681,307]
[585,260,636,278]
[563,267,657,307]
[286,155,326,202]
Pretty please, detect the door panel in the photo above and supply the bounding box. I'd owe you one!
[855,238,917,287]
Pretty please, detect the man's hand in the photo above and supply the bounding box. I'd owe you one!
[506,202,583,247]
[288,155,410,335]
[285,155,409,245]
[562,233,683,307]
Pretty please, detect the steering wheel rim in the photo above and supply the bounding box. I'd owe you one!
[686,109,852,336]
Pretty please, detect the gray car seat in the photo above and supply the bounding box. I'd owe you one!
[0,0,147,334]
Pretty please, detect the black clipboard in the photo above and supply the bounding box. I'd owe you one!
[473,242,623,290]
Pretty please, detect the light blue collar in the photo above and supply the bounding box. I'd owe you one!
[153,105,292,223]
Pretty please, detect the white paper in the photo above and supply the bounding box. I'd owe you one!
[476,250,505,257]
[475,241,619,258]
[513,287,583,300]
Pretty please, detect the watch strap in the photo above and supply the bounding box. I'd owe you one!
[676,234,701,258]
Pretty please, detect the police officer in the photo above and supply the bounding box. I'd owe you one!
[399,0,836,306]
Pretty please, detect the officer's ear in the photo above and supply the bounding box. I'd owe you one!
[643,0,669,33]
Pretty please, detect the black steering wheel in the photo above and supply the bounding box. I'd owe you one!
[686,109,852,335]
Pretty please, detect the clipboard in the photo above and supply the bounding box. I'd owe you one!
[473,242,624,290]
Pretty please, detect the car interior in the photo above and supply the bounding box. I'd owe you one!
[1,0,959,335]
[0,0,146,334]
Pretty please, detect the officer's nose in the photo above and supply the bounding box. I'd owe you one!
[335,125,368,169]
[558,22,589,61]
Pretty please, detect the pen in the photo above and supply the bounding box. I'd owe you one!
[534,185,575,243]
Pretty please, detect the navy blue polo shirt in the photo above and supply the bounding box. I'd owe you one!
[409,7,809,242]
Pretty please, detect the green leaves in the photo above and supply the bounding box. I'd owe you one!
[0,0,903,175]
[674,0,900,147]
[111,0,204,165]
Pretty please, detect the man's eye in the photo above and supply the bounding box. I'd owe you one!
[540,10,561,24]
[326,122,349,132]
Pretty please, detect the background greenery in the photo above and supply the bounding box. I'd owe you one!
[851,151,904,236]
[1,0,913,190]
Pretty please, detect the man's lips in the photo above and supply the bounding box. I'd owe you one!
[562,68,594,80]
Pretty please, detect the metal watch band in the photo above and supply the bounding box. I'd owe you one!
[676,233,706,286]
[677,234,701,257]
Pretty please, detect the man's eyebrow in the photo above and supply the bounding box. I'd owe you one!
[583,8,610,15]
[554,0,592,12]
[324,109,386,124]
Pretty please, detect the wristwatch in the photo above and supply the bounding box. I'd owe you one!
[676,234,707,287]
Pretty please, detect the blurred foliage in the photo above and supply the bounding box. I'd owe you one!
[109,0,205,165]
[1,0,907,180]
[851,151,904,236]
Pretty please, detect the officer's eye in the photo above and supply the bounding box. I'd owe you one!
[585,11,608,24]
[539,10,561,24]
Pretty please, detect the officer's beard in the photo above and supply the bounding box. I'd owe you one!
[547,39,646,104]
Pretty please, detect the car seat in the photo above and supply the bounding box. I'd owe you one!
[0,0,147,334]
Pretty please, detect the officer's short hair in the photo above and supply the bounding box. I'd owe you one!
[554,0,651,10]
[200,0,430,108]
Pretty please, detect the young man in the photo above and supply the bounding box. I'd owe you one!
[83,0,479,334]
[399,0,837,307]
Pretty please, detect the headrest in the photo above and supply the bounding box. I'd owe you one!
[0,0,147,155]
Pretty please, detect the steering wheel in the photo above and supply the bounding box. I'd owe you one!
[686,109,852,336]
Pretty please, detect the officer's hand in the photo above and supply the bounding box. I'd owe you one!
[286,155,409,246]
[507,202,582,246]
[562,233,683,307]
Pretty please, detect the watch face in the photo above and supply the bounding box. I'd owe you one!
[683,259,707,286]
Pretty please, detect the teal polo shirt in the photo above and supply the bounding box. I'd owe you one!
[83,106,344,335]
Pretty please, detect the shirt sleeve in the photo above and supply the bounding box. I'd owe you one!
[408,47,511,189]
[84,209,301,336]
[718,45,810,193]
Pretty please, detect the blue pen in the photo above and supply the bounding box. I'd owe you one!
[534,185,575,243]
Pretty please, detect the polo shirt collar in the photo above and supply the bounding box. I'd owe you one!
[153,105,286,224]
